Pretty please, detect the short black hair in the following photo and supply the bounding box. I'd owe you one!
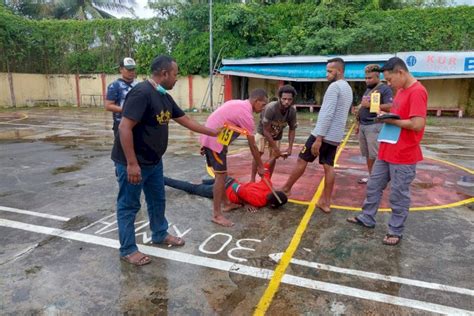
[249,88,268,101]
[327,57,345,71]
[379,57,409,72]
[150,55,175,75]
[266,191,288,208]
[278,85,297,98]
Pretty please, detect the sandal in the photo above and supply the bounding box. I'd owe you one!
[346,216,375,228]
[121,251,151,266]
[382,234,402,246]
[358,177,369,184]
[154,234,185,247]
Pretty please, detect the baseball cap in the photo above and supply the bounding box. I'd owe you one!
[120,57,136,70]
[377,57,406,72]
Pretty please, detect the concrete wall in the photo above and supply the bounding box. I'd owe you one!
[0,72,223,110]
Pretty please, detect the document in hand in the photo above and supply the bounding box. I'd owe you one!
[377,123,401,144]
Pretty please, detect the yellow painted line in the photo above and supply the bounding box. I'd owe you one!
[332,197,474,212]
[425,156,474,174]
[287,199,310,206]
[254,123,356,315]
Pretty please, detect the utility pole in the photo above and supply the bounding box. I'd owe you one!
[209,0,213,110]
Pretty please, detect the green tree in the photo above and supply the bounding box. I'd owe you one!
[4,0,137,19]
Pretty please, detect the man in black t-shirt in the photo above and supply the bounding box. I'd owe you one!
[356,64,393,184]
[111,55,218,266]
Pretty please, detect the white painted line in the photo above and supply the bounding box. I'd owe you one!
[269,253,474,297]
[0,206,70,222]
[1,218,473,315]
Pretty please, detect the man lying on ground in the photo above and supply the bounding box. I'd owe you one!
[164,158,288,213]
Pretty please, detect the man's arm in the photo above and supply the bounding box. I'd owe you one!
[119,117,141,184]
[287,129,296,156]
[247,135,265,176]
[174,115,218,136]
[105,100,122,113]
[383,116,425,132]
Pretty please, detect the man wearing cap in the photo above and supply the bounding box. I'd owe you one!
[111,55,219,266]
[105,57,138,136]
[347,57,428,246]
[355,64,393,184]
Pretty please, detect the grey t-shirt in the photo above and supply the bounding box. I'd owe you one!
[358,83,393,125]
[257,101,297,140]
[312,79,353,145]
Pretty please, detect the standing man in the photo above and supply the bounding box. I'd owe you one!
[200,89,268,227]
[281,58,353,213]
[111,55,219,266]
[105,57,138,136]
[356,64,393,184]
[250,84,298,182]
[347,57,428,246]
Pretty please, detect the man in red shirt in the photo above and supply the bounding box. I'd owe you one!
[164,160,288,212]
[347,57,428,246]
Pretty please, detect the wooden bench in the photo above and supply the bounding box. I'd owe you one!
[427,107,463,118]
[26,99,59,107]
[294,104,321,113]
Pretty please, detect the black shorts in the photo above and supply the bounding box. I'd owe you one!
[298,135,338,166]
[203,147,228,173]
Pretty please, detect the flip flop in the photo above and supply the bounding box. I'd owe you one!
[346,216,375,229]
[121,251,151,266]
[382,234,402,246]
[154,234,185,247]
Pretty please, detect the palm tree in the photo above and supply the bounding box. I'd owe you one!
[5,0,137,20]
[55,0,137,20]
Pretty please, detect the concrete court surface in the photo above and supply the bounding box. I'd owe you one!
[0,107,473,315]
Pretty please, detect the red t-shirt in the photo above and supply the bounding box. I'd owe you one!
[226,168,272,207]
[378,81,427,164]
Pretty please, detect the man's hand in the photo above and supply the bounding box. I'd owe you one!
[272,147,281,159]
[355,124,360,135]
[245,204,258,213]
[127,163,142,185]
[361,95,370,108]
[311,138,322,157]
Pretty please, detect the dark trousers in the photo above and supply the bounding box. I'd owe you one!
[164,177,214,198]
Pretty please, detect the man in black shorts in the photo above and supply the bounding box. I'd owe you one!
[281,58,353,213]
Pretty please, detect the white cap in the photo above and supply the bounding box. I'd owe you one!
[120,57,136,70]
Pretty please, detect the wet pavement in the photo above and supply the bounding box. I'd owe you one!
[0,108,473,315]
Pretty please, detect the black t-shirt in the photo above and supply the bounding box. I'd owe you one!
[111,81,185,166]
[358,84,393,125]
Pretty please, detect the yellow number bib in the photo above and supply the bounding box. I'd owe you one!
[370,92,381,113]
[217,128,234,145]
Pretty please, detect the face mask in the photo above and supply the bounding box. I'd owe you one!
[156,84,167,95]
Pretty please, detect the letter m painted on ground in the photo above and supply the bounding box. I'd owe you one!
[464,57,474,71]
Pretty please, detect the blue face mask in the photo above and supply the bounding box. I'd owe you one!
[156,84,167,95]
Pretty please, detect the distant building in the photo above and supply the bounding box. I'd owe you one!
[218,51,474,117]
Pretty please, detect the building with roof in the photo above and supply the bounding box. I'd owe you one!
[218,51,474,116]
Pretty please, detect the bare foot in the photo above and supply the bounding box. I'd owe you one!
[223,203,241,212]
[212,215,234,227]
[316,203,331,213]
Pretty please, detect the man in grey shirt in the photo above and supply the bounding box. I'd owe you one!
[251,85,298,182]
[281,57,353,213]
